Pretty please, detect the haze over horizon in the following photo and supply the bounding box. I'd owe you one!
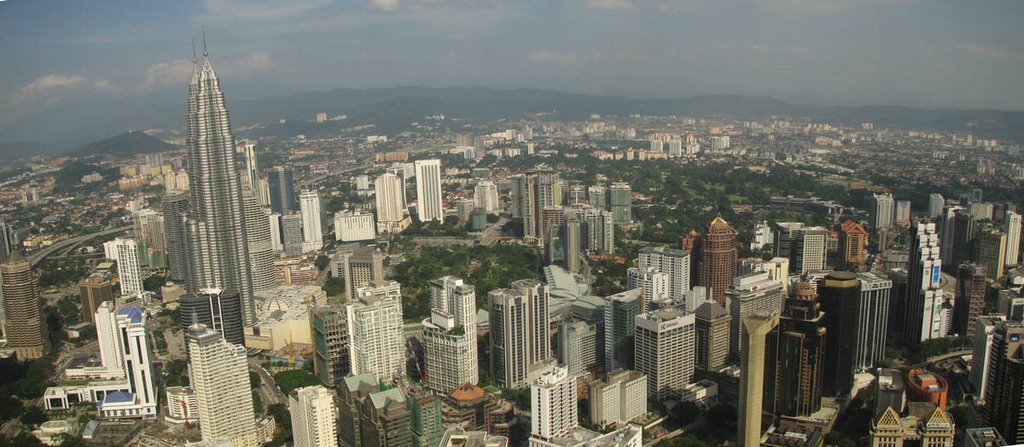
[3,0,1024,123]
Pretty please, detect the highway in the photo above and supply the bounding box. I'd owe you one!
[249,358,287,406]
[28,225,131,267]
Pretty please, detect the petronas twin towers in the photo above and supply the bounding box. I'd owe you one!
[180,43,256,324]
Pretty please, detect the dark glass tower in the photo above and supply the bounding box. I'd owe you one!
[766,281,826,420]
[268,166,297,215]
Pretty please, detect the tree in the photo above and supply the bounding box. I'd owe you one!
[706,403,737,435]
[671,401,701,425]
[250,371,261,388]
[315,255,331,271]
[273,369,320,394]
[143,275,166,292]
[20,406,47,426]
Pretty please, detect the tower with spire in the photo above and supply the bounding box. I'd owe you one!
[180,35,257,325]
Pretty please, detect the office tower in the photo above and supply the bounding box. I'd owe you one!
[765,257,790,292]
[588,185,607,210]
[242,188,276,291]
[727,272,785,357]
[187,323,257,446]
[79,274,113,325]
[111,237,144,295]
[970,315,1005,403]
[977,228,1007,280]
[162,190,190,281]
[339,373,375,447]
[268,213,283,252]
[818,271,860,396]
[1,252,49,359]
[178,288,245,357]
[107,306,158,417]
[772,222,805,260]
[1006,210,1022,266]
[423,276,478,393]
[280,213,304,257]
[374,173,408,234]
[335,246,386,300]
[839,220,869,265]
[589,370,648,428]
[0,221,13,264]
[563,216,581,274]
[609,182,632,225]
[299,189,324,252]
[268,166,297,215]
[955,263,987,337]
[555,319,599,376]
[895,200,912,226]
[972,202,995,221]
[766,281,825,419]
[530,367,577,442]
[792,226,828,274]
[635,307,696,401]
[581,208,615,255]
[310,306,349,387]
[239,142,259,190]
[290,385,338,447]
[604,289,642,372]
[347,283,404,381]
[627,267,670,311]
[875,368,907,416]
[868,193,896,231]
[983,320,1024,444]
[694,301,731,370]
[855,272,892,371]
[133,208,166,252]
[928,194,945,219]
[408,387,444,447]
[638,246,692,303]
[360,387,411,447]
[335,211,376,242]
[414,159,444,222]
[738,312,779,447]
[184,48,256,327]
[939,204,964,265]
[904,222,944,346]
[952,210,976,268]
[474,180,499,214]
[489,279,551,389]
[699,216,738,306]
[964,428,1008,447]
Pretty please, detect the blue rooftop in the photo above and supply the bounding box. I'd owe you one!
[117,306,144,324]
[102,391,133,405]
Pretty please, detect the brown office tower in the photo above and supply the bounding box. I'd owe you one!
[819,271,861,397]
[1,252,49,360]
[766,281,826,420]
[79,274,113,325]
[699,217,737,306]
[694,301,732,370]
[954,263,986,337]
[839,220,868,266]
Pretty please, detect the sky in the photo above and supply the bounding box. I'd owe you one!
[2,0,1024,117]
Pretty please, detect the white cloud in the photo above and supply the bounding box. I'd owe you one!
[529,50,577,64]
[656,1,681,13]
[203,0,333,20]
[142,58,194,91]
[956,43,1012,62]
[18,74,87,99]
[93,79,113,92]
[585,0,635,11]
[753,0,911,14]
[142,51,274,91]
[368,0,402,12]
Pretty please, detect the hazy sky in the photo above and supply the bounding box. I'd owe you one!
[2,0,1023,113]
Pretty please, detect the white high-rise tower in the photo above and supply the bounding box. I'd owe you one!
[299,189,324,252]
[289,385,338,447]
[1005,210,1021,266]
[112,238,144,295]
[187,323,258,446]
[422,276,478,393]
[414,159,444,222]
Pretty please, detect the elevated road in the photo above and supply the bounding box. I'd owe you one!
[27,225,131,267]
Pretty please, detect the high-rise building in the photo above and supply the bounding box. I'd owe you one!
[0,221,13,264]
[239,141,260,192]
[855,272,892,371]
[928,194,945,219]
[335,211,376,242]
[555,319,599,376]
[952,210,976,268]
[347,282,404,381]
[178,288,245,358]
[530,367,577,442]
[1006,210,1022,267]
[79,274,114,325]
[983,320,1024,444]
[310,305,349,388]
[290,385,338,447]
[563,216,581,274]
[243,188,276,291]
[334,246,386,300]
[895,200,912,226]
[699,216,738,306]
[766,281,825,419]
[268,166,297,215]
[819,271,861,396]
[970,315,1005,404]
[727,272,785,357]
[474,180,499,214]
[111,237,144,295]
[1,252,49,360]
[339,373,376,447]
[977,228,1007,280]
[414,159,444,222]
[939,204,963,266]
[738,312,779,447]
[638,246,691,303]
[904,222,944,346]
[627,267,670,311]
[423,276,478,393]
[375,173,409,234]
[868,193,896,231]
[609,182,632,225]
[299,189,324,252]
[954,263,987,338]
[187,323,257,446]
[184,50,256,326]
[694,300,731,370]
[588,370,648,428]
[839,220,869,265]
[360,387,412,447]
[161,190,191,281]
[510,172,562,243]
[133,208,166,253]
[280,213,305,257]
[407,386,444,447]
[588,185,606,210]
[489,279,552,389]
[604,289,642,372]
[634,307,696,401]
[792,226,828,274]
[580,207,615,255]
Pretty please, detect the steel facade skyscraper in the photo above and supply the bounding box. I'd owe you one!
[184,45,256,325]
[415,159,444,222]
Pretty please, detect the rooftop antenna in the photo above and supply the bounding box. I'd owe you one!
[191,36,197,64]
[202,26,208,57]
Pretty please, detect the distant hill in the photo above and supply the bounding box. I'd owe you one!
[71,131,178,157]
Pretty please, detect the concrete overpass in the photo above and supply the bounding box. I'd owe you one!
[27,225,131,267]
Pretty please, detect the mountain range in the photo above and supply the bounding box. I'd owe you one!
[2,87,1022,160]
